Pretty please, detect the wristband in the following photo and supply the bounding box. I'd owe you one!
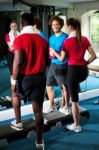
[86,60,89,65]
[11,77,17,85]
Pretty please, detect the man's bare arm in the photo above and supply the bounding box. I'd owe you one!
[12,50,23,80]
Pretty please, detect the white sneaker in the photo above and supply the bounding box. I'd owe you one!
[59,106,70,115]
[43,106,55,113]
[1,96,6,101]
[5,96,12,102]
[10,120,23,131]
[36,140,45,150]
[66,123,81,132]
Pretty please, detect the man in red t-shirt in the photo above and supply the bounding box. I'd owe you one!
[11,13,49,149]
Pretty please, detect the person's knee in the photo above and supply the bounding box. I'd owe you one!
[46,86,53,91]
[12,96,21,106]
[33,101,43,114]
[72,101,78,106]
[62,84,68,90]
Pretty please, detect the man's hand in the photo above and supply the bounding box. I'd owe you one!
[9,46,14,52]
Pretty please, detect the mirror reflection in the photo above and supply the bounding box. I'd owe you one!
[0,2,99,113]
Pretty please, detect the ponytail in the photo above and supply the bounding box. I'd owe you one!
[67,18,82,44]
[76,20,82,44]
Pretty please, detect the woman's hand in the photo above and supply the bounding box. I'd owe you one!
[9,46,14,52]
[49,48,55,58]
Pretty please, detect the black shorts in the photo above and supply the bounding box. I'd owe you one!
[67,65,88,102]
[16,73,46,103]
[46,63,68,88]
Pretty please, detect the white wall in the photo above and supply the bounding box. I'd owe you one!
[66,1,99,40]
[67,1,99,19]
[66,1,99,68]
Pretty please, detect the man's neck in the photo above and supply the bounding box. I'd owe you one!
[55,31,62,37]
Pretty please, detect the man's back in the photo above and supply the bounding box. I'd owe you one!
[11,13,47,149]
[14,33,49,75]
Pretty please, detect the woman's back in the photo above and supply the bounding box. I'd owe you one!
[63,36,91,65]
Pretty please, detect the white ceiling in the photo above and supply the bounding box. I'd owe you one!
[0,0,97,11]
[0,0,96,2]
[19,0,97,8]
[63,0,95,1]
[0,0,12,2]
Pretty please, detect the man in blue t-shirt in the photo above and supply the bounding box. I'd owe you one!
[44,16,70,115]
[33,17,48,41]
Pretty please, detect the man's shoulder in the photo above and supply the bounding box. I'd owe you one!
[35,34,48,44]
[62,32,68,38]
[15,33,33,41]
[49,34,55,41]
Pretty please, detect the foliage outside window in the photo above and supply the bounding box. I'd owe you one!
[90,12,99,54]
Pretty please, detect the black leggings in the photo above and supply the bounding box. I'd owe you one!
[6,51,14,75]
[67,65,88,102]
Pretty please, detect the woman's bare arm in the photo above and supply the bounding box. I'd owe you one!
[50,48,66,62]
[87,46,97,64]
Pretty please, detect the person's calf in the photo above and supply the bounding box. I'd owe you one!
[34,111,44,144]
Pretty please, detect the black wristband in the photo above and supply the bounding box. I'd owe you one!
[86,60,89,65]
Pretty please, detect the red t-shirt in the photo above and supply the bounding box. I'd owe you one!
[5,34,10,43]
[13,33,49,75]
[5,34,15,52]
[62,36,91,65]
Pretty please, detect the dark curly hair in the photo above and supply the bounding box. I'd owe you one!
[49,16,64,28]
[34,17,42,30]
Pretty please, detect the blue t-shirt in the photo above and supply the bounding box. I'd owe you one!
[40,31,48,41]
[49,32,68,64]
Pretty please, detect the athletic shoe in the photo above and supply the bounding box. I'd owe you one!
[10,120,23,131]
[5,96,12,102]
[93,100,99,105]
[36,140,45,150]
[1,96,12,102]
[1,96,6,101]
[59,106,70,115]
[43,106,56,113]
[66,123,81,132]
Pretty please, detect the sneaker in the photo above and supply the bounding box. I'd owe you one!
[59,106,70,115]
[10,120,23,131]
[36,140,45,150]
[5,96,12,102]
[66,123,81,132]
[43,106,55,113]
[93,100,99,105]
[1,96,6,101]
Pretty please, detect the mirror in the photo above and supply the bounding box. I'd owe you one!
[0,1,99,112]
